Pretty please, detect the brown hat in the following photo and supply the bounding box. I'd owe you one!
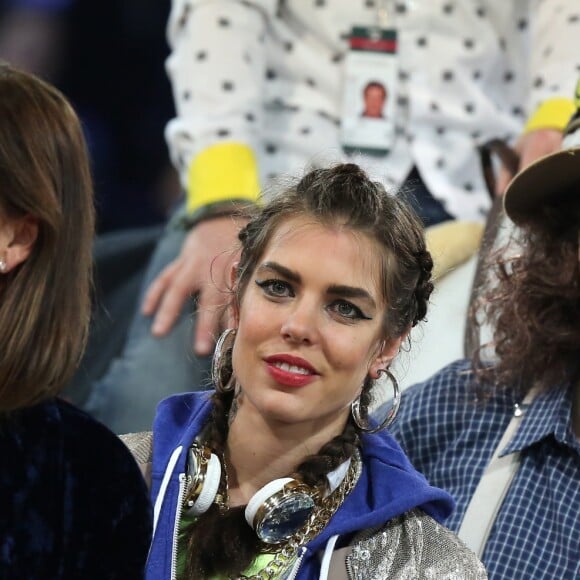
[504,89,580,225]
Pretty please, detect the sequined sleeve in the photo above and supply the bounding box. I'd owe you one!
[346,509,487,580]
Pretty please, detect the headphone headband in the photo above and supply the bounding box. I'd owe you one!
[183,443,352,544]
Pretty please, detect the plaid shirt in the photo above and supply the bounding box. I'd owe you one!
[390,359,580,580]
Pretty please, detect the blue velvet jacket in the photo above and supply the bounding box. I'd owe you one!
[0,398,152,579]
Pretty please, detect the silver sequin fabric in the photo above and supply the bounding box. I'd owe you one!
[346,508,487,579]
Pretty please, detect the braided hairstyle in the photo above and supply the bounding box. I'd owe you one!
[185,163,433,577]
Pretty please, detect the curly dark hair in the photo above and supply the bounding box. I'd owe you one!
[473,196,580,396]
[185,163,433,577]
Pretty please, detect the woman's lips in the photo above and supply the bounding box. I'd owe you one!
[263,355,319,388]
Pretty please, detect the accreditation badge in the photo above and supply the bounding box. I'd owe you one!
[340,26,398,157]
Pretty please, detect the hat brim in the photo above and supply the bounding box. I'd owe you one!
[504,147,580,225]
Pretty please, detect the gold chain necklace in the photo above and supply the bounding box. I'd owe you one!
[238,450,362,580]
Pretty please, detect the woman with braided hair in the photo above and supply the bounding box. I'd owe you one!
[144,163,486,579]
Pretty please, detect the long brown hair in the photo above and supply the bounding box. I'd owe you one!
[0,65,95,411]
[473,195,580,395]
[186,163,433,577]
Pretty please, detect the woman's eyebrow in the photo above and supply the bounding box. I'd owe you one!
[327,285,377,309]
[257,261,301,283]
[258,263,377,308]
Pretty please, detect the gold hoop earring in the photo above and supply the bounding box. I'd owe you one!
[211,328,237,393]
[351,369,400,433]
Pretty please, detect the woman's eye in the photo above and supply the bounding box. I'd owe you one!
[330,300,370,320]
[255,279,293,297]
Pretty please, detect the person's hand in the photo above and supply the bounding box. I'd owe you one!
[495,128,562,195]
[142,215,245,355]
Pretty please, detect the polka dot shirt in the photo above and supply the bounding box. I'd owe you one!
[165,0,580,221]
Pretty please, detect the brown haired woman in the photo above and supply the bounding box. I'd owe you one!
[390,108,580,578]
[0,65,151,579]
[141,163,486,578]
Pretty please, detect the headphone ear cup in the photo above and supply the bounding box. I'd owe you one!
[244,477,294,529]
[190,452,222,515]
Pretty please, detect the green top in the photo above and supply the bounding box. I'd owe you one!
[177,511,296,579]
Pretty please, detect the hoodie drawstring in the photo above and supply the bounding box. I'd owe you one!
[319,535,340,579]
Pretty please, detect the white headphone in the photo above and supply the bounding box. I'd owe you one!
[183,442,351,544]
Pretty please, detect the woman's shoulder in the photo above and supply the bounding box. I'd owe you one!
[348,509,487,579]
[0,398,152,579]
[56,398,148,465]
[1,397,139,465]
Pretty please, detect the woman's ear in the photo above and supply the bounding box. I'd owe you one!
[368,330,410,379]
[0,215,38,273]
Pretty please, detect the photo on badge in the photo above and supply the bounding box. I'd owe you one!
[340,26,398,157]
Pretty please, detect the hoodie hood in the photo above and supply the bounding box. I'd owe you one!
[307,428,453,552]
[149,391,454,578]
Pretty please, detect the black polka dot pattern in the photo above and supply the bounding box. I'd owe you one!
[166,0,580,224]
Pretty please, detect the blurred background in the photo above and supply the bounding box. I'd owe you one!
[0,0,180,233]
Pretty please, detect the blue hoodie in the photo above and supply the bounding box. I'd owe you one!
[147,391,454,579]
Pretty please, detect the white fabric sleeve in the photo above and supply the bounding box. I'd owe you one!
[528,0,580,112]
[164,0,278,187]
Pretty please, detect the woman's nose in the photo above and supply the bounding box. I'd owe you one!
[280,300,319,345]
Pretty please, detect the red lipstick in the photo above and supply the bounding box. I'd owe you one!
[263,354,319,388]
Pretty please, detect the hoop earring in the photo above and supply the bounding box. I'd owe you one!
[211,328,237,393]
[351,368,400,433]
[0,257,6,273]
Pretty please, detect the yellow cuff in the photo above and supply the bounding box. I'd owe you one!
[524,98,575,133]
[186,142,261,214]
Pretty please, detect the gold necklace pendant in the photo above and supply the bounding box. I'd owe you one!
[240,451,363,580]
